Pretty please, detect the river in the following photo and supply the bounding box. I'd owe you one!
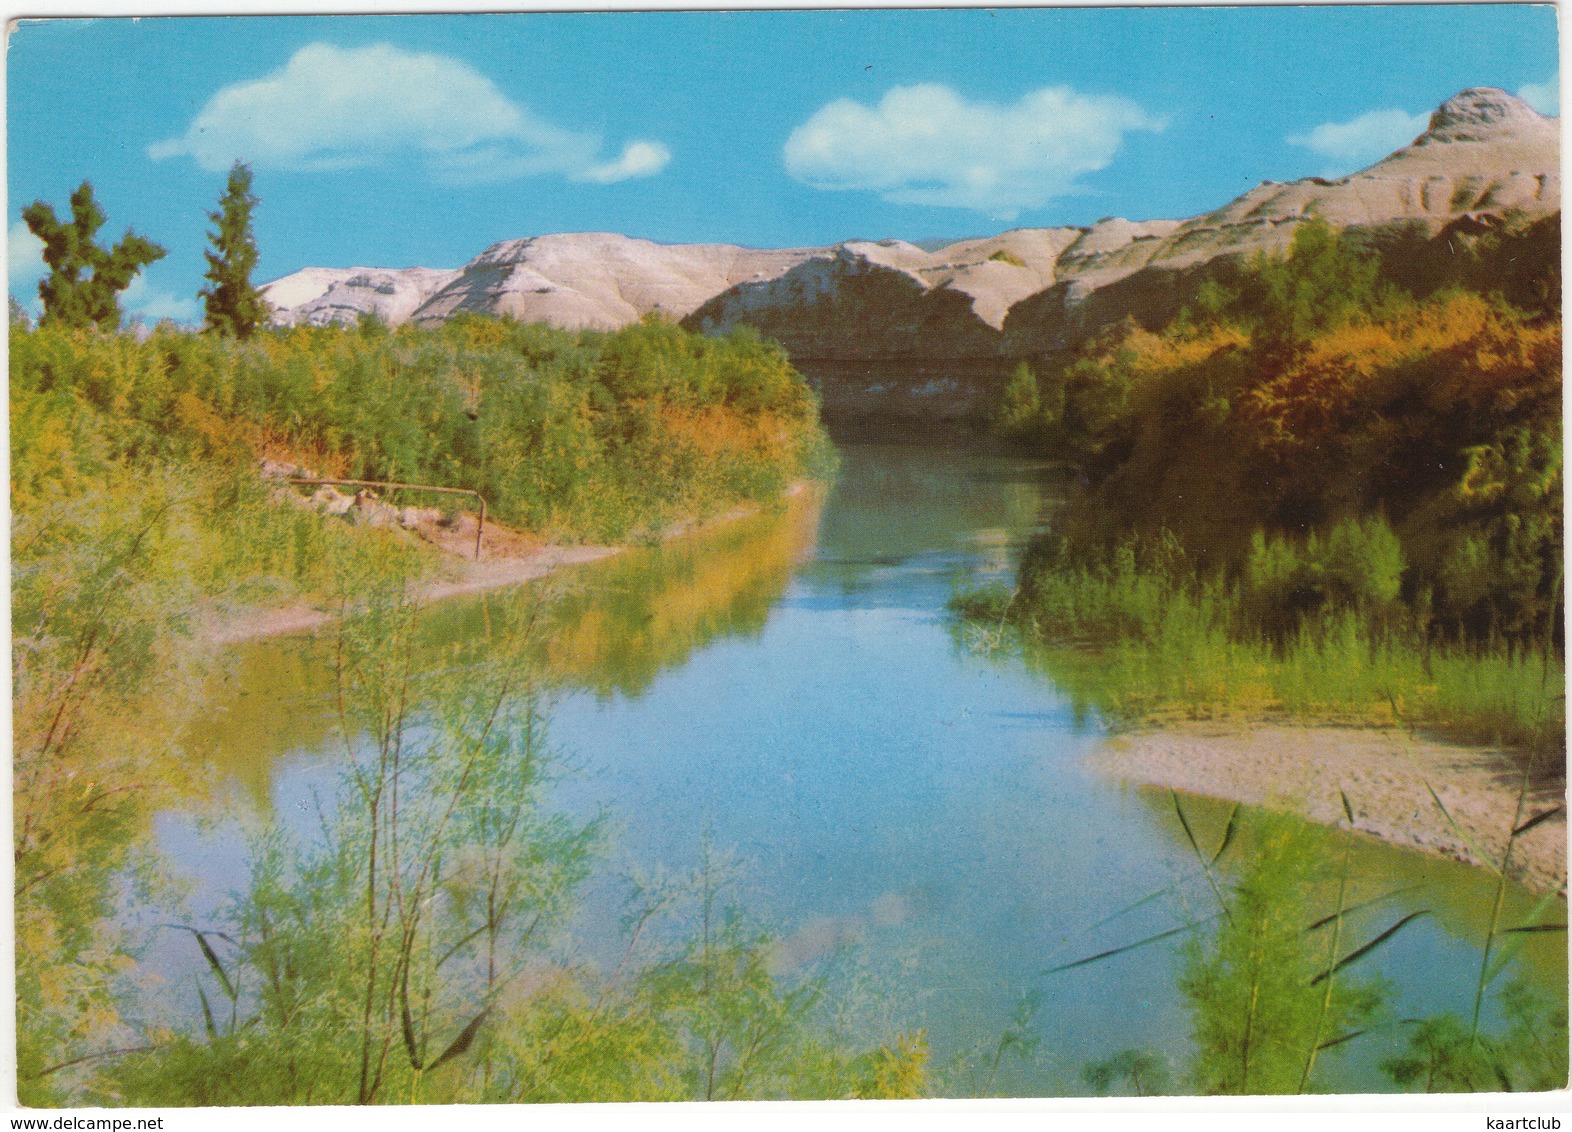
[150,439,1565,1097]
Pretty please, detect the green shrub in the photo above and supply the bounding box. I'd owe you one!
[992,362,1042,441]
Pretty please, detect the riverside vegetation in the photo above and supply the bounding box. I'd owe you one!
[966,214,1563,755]
[962,213,1566,1092]
[12,174,1563,1101]
[91,583,932,1105]
[1067,798,1565,1096]
[11,297,843,1102]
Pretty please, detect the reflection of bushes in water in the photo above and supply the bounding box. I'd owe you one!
[94,587,922,1105]
[978,217,1563,755]
[1380,985,1567,1092]
[1081,1048,1171,1096]
[535,492,820,698]
[177,491,823,802]
[175,636,348,805]
[956,520,1564,756]
[13,464,445,1093]
[1057,801,1567,1096]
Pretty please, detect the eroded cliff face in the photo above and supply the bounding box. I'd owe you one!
[261,89,1558,421]
[1001,88,1560,355]
[407,233,828,330]
[261,267,460,328]
[683,230,1078,361]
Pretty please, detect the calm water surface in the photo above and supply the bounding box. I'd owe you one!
[155,441,1565,1096]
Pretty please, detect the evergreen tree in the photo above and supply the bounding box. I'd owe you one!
[201,161,269,338]
[22,181,165,330]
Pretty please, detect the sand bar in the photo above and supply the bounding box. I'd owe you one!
[1092,722,1566,893]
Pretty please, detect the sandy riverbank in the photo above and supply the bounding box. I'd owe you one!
[205,482,813,647]
[1091,721,1566,893]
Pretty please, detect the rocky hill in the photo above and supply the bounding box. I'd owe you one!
[405,232,828,330]
[262,267,460,328]
[262,88,1558,420]
[1000,87,1560,357]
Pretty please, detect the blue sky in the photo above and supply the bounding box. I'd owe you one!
[6,7,1560,323]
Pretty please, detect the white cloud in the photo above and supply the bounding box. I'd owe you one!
[1287,108,1429,173]
[784,83,1164,220]
[149,42,669,186]
[576,140,673,185]
[9,221,46,300]
[122,275,199,325]
[1519,73,1559,115]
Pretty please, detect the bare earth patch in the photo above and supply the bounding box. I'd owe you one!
[1091,722,1566,893]
[204,483,811,647]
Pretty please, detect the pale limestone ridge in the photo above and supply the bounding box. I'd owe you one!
[1001,87,1559,352]
[261,88,1558,379]
[682,229,1083,360]
[1146,87,1557,270]
[692,90,1557,358]
[262,267,459,328]
[407,233,829,330]
[690,228,1078,333]
[1421,86,1558,144]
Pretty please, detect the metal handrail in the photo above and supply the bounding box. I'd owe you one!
[289,478,488,560]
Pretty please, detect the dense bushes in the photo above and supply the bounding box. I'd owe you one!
[982,215,1562,748]
[12,314,829,545]
[10,312,832,1101]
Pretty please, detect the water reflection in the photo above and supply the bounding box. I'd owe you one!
[157,440,1564,1098]
[179,486,824,800]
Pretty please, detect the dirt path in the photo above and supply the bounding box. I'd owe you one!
[206,483,811,647]
[1091,722,1566,893]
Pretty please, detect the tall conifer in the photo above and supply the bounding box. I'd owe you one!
[201,161,269,338]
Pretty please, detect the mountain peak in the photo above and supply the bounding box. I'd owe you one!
[1421,87,1550,144]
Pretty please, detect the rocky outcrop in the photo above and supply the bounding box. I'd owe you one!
[684,229,1078,361]
[260,89,1557,419]
[688,88,1557,410]
[408,233,827,330]
[1003,88,1560,353]
[262,267,459,328]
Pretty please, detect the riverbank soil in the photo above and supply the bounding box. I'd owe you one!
[203,482,815,646]
[1091,722,1566,892]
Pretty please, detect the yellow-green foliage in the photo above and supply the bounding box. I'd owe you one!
[1181,818,1383,1095]
[958,518,1563,751]
[10,313,831,1102]
[992,361,1043,440]
[979,216,1563,748]
[12,314,828,544]
[94,592,923,1107]
[1008,221,1561,646]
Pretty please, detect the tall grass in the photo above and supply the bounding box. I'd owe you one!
[1050,801,1566,1095]
[11,479,438,1103]
[10,313,833,1102]
[1377,756,1570,1092]
[90,584,925,1106]
[1179,817,1387,1094]
[956,528,1565,755]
